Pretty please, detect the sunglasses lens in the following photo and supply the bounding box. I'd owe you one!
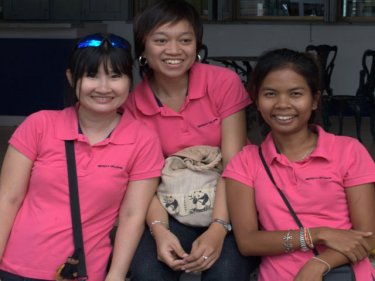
[108,34,130,50]
[77,34,104,49]
[77,39,103,48]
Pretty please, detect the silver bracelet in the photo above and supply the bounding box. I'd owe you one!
[282,230,294,253]
[149,220,169,236]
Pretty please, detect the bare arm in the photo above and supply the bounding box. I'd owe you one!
[143,193,189,271]
[227,177,375,280]
[0,146,33,260]
[226,178,303,256]
[308,183,375,264]
[346,183,375,254]
[146,195,169,235]
[295,183,375,280]
[228,177,375,250]
[105,178,159,281]
[206,110,248,234]
[213,109,248,220]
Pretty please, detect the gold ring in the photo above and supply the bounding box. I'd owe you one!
[202,255,208,260]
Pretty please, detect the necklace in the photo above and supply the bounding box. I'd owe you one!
[276,134,317,162]
[299,146,315,161]
[298,136,317,161]
[79,113,120,144]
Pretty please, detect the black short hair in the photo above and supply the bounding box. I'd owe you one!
[133,0,203,78]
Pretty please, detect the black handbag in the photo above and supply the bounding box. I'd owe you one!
[55,140,87,281]
[258,147,355,281]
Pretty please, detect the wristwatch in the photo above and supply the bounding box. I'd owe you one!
[211,218,232,232]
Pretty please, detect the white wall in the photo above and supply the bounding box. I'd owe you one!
[107,21,375,95]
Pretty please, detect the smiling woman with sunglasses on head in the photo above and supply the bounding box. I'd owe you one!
[0,32,164,281]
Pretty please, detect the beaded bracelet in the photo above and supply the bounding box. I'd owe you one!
[304,227,314,249]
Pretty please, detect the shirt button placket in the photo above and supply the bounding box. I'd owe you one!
[180,116,189,133]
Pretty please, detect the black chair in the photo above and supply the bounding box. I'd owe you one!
[205,55,257,86]
[200,47,262,141]
[305,44,338,130]
[330,50,375,142]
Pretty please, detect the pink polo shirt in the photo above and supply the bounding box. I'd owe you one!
[223,126,375,281]
[124,62,251,156]
[0,106,164,281]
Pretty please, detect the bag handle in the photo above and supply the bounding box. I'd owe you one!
[65,140,88,279]
[258,146,319,256]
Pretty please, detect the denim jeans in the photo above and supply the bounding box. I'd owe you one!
[0,270,50,281]
[130,217,259,281]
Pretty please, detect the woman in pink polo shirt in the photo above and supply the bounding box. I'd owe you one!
[124,0,259,280]
[0,33,164,281]
[224,48,375,281]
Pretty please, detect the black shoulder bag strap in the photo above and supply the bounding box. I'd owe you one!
[258,146,319,256]
[65,140,88,279]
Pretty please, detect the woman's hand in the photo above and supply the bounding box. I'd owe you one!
[153,228,188,271]
[315,227,372,263]
[182,224,226,273]
[294,257,327,281]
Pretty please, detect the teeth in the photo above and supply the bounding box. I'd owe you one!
[165,59,182,65]
[275,115,293,121]
[92,96,113,101]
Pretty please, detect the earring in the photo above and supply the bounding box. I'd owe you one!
[138,56,148,66]
[197,54,202,62]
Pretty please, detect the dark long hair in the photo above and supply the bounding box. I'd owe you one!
[249,48,322,125]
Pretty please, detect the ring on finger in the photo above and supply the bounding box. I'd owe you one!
[202,255,209,261]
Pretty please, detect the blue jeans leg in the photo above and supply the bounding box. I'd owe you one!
[129,223,182,281]
[0,270,50,281]
[130,217,259,281]
[201,233,259,281]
